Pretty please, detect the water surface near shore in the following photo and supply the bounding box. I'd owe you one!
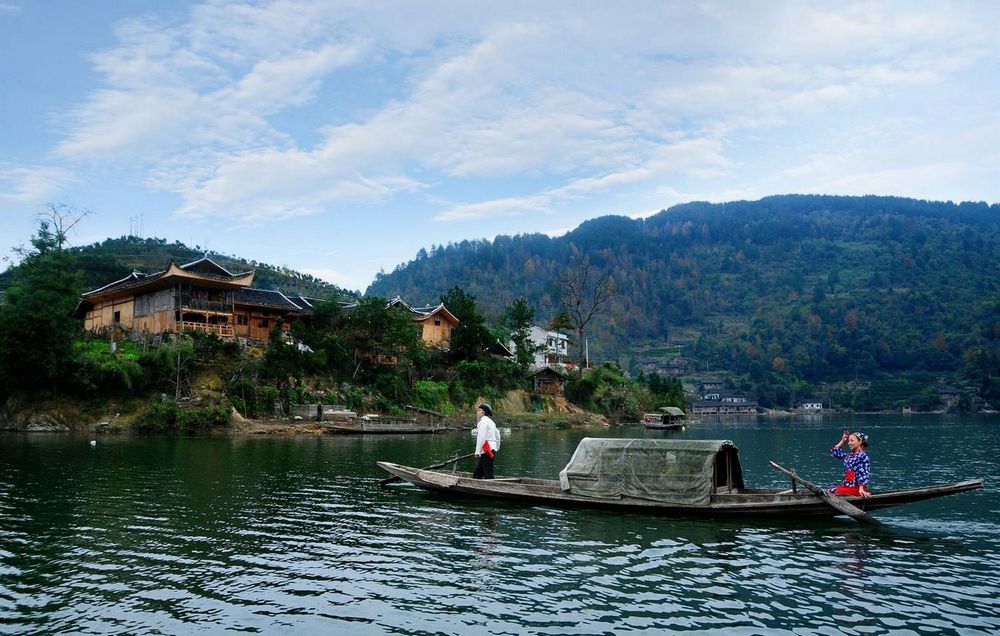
[1,415,998,634]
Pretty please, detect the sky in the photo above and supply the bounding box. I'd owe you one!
[2,1,999,292]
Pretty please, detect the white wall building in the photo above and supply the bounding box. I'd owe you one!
[512,325,570,367]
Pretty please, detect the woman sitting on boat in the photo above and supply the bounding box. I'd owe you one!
[829,430,872,498]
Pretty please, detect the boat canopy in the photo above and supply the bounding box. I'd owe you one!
[558,438,745,505]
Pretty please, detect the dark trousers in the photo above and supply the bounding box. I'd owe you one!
[473,452,496,479]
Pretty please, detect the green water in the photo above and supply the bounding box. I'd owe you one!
[1,415,998,634]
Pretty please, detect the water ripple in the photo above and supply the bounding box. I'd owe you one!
[2,422,1000,634]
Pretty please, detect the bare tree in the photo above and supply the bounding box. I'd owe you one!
[7,203,90,266]
[559,255,614,368]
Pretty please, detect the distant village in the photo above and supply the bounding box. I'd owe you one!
[75,256,578,397]
[74,256,970,415]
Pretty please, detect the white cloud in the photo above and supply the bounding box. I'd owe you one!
[434,193,552,222]
[38,0,1000,233]
[0,165,77,203]
[300,266,355,290]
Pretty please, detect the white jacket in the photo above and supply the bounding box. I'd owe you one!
[474,416,500,456]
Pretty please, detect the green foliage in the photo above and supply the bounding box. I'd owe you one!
[135,397,230,434]
[368,195,1000,407]
[501,297,539,372]
[227,380,278,418]
[176,405,230,433]
[0,219,82,397]
[410,380,454,414]
[136,398,180,433]
[72,339,148,393]
[260,322,304,381]
[141,338,196,397]
[0,235,349,300]
[645,373,685,409]
[440,286,495,363]
[564,363,646,421]
[453,358,520,397]
[186,329,239,357]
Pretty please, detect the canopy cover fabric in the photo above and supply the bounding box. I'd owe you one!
[558,438,741,505]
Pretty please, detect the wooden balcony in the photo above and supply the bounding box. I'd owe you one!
[178,321,234,337]
[181,298,232,313]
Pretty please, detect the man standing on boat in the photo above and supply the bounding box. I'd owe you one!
[473,403,500,479]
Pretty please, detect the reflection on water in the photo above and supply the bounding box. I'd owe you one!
[1,415,999,634]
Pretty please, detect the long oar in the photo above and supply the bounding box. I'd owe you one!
[769,461,880,526]
[378,452,476,487]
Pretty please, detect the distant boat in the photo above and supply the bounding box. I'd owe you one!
[377,438,983,521]
[643,406,686,430]
[326,415,450,434]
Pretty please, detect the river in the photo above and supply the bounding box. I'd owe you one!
[1,415,998,634]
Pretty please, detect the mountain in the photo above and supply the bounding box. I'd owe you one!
[367,195,1000,409]
[0,236,348,300]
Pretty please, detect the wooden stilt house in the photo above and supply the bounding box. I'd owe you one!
[75,257,311,342]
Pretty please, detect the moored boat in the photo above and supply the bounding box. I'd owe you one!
[327,415,450,434]
[377,438,983,520]
[642,406,686,430]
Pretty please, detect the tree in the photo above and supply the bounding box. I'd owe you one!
[440,286,494,363]
[502,297,539,373]
[341,296,423,379]
[0,205,86,395]
[547,309,573,333]
[558,255,614,367]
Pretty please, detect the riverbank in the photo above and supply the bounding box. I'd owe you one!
[0,388,611,434]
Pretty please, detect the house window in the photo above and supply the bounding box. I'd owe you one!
[434,319,441,326]
[236,315,249,326]
[259,319,269,329]
[113,311,121,324]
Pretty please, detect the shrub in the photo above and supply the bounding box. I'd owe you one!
[136,397,179,433]
[227,380,279,418]
[176,405,230,433]
[411,380,451,412]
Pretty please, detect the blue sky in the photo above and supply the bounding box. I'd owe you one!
[2,1,999,292]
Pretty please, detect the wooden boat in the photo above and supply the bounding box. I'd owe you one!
[642,417,684,431]
[326,415,450,434]
[377,438,983,520]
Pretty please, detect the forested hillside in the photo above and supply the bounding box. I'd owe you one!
[368,195,1000,409]
[0,236,347,300]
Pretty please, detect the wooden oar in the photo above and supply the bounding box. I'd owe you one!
[378,452,476,487]
[769,461,880,526]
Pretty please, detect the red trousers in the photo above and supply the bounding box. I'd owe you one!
[831,484,862,496]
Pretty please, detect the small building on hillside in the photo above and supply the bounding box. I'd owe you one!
[530,364,569,395]
[75,257,310,342]
[698,378,725,393]
[691,385,758,415]
[938,387,961,409]
[797,399,824,411]
[386,297,461,349]
[511,325,571,367]
[691,399,758,415]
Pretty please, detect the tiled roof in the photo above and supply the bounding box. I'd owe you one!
[233,288,305,312]
[343,298,459,324]
[529,364,569,377]
[81,257,253,298]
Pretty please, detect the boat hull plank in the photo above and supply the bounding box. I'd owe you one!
[376,461,983,520]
